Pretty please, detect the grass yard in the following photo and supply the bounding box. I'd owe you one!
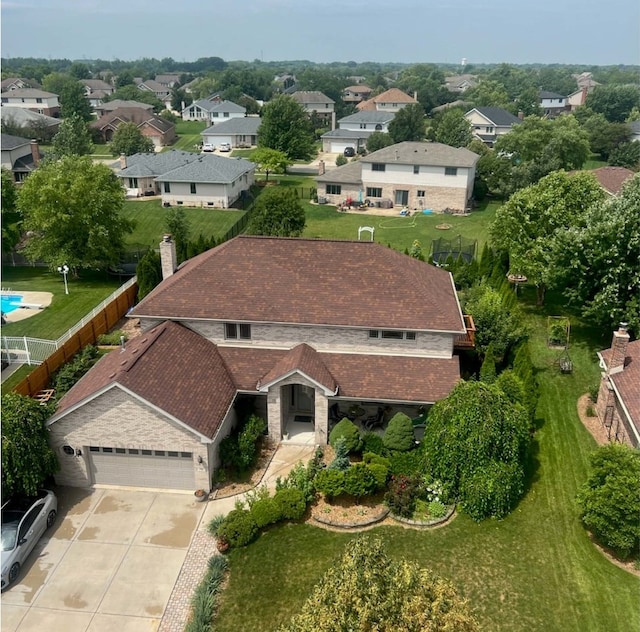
[230,149,254,159]
[166,120,206,152]
[123,200,246,249]
[213,288,639,632]
[583,154,608,170]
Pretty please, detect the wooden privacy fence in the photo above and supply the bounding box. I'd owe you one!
[8,278,138,398]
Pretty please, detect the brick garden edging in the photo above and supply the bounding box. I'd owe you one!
[390,504,456,528]
[312,506,389,529]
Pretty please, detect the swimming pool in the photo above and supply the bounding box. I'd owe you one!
[1,294,24,314]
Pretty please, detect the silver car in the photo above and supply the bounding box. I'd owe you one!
[1,489,57,589]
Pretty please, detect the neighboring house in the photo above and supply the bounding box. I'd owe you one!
[629,120,640,143]
[273,74,296,92]
[0,77,41,91]
[596,324,640,448]
[321,111,395,153]
[357,88,417,113]
[317,141,479,211]
[567,87,589,111]
[91,108,176,148]
[80,79,115,109]
[0,107,61,136]
[137,79,172,108]
[182,100,246,124]
[95,100,154,118]
[1,134,41,182]
[289,91,335,124]
[588,167,635,196]
[343,85,373,104]
[181,78,201,94]
[116,150,255,207]
[464,107,522,146]
[572,72,600,90]
[201,116,261,149]
[0,89,60,117]
[539,91,568,118]
[48,235,473,491]
[155,74,182,88]
[444,74,478,93]
[431,100,471,115]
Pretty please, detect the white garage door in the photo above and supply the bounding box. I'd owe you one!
[330,141,353,153]
[89,446,195,490]
[204,135,233,148]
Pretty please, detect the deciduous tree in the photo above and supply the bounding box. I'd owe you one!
[250,147,290,182]
[586,84,640,123]
[109,121,154,156]
[433,108,473,147]
[18,156,134,272]
[50,112,93,158]
[258,95,315,160]
[247,187,305,237]
[388,103,425,142]
[164,207,190,263]
[366,131,394,153]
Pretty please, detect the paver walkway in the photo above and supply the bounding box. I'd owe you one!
[159,444,315,632]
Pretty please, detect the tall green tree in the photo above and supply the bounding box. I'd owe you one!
[18,155,134,272]
[164,207,190,263]
[466,78,512,110]
[250,147,290,182]
[136,249,163,300]
[258,95,315,160]
[279,535,478,632]
[433,108,472,147]
[109,121,154,156]
[248,188,305,237]
[388,103,425,142]
[609,141,640,169]
[490,170,605,305]
[582,113,631,160]
[551,174,640,333]
[586,84,640,123]
[42,73,93,121]
[50,113,93,158]
[1,168,22,258]
[2,393,58,497]
[366,131,394,153]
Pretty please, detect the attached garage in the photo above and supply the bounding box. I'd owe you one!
[329,140,354,154]
[88,446,195,490]
[203,133,233,148]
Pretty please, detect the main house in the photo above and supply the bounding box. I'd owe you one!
[464,106,522,146]
[317,141,479,211]
[47,235,472,491]
[116,150,255,207]
[321,111,395,154]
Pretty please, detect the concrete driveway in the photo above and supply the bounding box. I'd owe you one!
[1,487,206,632]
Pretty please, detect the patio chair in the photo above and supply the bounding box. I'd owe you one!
[363,407,385,431]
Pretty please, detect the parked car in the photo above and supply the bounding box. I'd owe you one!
[219,142,231,152]
[202,143,214,153]
[343,147,355,157]
[1,489,57,590]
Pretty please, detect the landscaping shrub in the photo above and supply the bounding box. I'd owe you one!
[329,418,362,453]
[237,414,267,470]
[96,330,128,346]
[494,369,526,408]
[250,497,283,528]
[479,344,497,383]
[343,463,378,500]
[335,154,348,166]
[388,447,426,477]
[361,431,386,455]
[366,463,389,490]
[589,383,599,403]
[383,413,415,451]
[273,487,307,520]
[217,509,258,548]
[207,514,226,537]
[53,345,99,396]
[384,474,420,518]
[185,554,228,632]
[328,436,351,471]
[275,461,317,504]
[314,468,345,501]
[363,452,391,469]
[586,405,596,417]
[219,435,240,471]
[244,484,270,508]
[428,500,447,518]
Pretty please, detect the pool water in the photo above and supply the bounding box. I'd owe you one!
[1,294,23,314]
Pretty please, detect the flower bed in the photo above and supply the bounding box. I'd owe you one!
[311,495,389,529]
[391,503,456,527]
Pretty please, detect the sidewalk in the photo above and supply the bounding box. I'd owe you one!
[158,443,315,632]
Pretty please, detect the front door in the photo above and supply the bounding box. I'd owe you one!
[395,189,409,206]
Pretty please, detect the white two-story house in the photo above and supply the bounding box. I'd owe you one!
[317,141,479,211]
[539,91,568,118]
[321,111,395,153]
[0,89,60,117]
[181,99,246,124]
[289,91,335,125]
[464,107,522,147]
[46,235,473,492]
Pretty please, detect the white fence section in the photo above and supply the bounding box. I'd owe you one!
[1,276,137,366]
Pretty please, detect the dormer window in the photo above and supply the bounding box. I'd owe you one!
[225,323,251,340]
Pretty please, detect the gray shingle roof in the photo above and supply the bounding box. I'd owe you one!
[1,133,31,150]
[290,91,335,105]
[468,107,521,127]
[362,142,479,168]
[202,117,261,135]
[321,128,372,140]
[116,150,196,177]
[186,99,221,113]
[338,111,395,124]
[1,88,57,99]
[101,99,153,111]
[316,161,364,184]
[155,154,255,184]
[1,108,60,128]
[208,100,246,114]
[539,91,566,99]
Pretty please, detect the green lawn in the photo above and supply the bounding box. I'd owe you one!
[123,200,246,249]
[90,143,112,157]
[583,154,608,170]
[166,120,206,152]
[230,149,254,159]
[213,289,639,632]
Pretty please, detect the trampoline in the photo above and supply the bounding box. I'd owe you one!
[431,234,477,264]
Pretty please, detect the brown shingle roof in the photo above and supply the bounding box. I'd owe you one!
[131,236,465,333]
[601,339,640,434]
[357,88,416,110]
[259,344,337,392]
[590,167,634,196]
[52,321,237,439]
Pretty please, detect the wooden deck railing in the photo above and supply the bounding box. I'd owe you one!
[454,314,476,349]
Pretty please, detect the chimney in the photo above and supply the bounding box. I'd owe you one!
[608,323,630,374]
[160,234,178,280]
[317,160,325,176]
[119,153,127,169]
[517,111,524,120]
[331,110,336,131]
[413,91,418,101]
[30,139,40,167]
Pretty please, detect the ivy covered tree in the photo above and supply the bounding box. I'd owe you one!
[278,535,478,632]
[109,121,154,156]
[577,444,640,558]
[247,188,306,237]
[2,393,58,497]
[422,381,531,520]
[164,207,190,263]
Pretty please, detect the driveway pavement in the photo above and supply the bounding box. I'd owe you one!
[1,487,206,632]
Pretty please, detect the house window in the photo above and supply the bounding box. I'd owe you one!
[177,201,183,205]
[368,330,379,338]
[164,182,170,193]
[444,167,458,176]
[392,103,397,107]
[369,329,417,341]
[36,98,42,103]
[372,163,385,172]
[225,323,251,340]
[485,126,494,133]
[1,98,7,103]
[326,184,341,195]
[212,112,219,117]
[381,330,404,339]
[360,123,367,129]
[224,112,229,117]
[128,178,138,188]
[413,165,420,174]
[417,190,425,197]
[190,183,197,194]
[366,187,382,198]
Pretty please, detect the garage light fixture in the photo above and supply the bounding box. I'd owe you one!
[197,455,203,464]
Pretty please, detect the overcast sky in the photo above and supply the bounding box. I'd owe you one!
[2,0,638,65]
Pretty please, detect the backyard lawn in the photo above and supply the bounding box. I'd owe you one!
[213,289,639,632]
[123,200,246,249]
[166,120,206,152]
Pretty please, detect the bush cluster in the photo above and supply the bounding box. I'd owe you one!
[219,414,267,473]
[329,419,362,453]
[382,413,415,451]
[216,508,258,548]
[384,474,421,518]
[53,345,99,396]
[96,330,128,346]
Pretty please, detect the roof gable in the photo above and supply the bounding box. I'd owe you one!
[467,107,521,127]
